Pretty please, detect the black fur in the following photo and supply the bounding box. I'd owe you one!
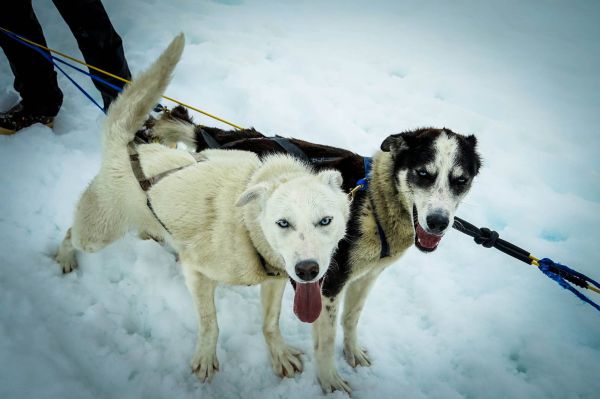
[322,190,367,298]
[454,134,482,176]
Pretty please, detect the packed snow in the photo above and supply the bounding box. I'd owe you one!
[1,1,599,398]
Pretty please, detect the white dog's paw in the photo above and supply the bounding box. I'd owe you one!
[55,251,78,274]
[344,344,371,368]
[318,369,352,395]
[191,349,219,383]
[269,344,303,378]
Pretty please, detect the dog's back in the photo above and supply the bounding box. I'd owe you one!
[146,149,268,284]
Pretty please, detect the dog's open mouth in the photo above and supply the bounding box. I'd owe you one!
[413,205,444,252]
[289,278,324,323]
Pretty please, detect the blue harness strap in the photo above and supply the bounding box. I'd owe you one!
[356,157,372,190]
[538,258,600,313]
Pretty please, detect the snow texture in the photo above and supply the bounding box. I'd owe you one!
[1,1,599,398]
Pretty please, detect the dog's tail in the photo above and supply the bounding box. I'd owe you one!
[152,118,197,148]
[102,34,185,153]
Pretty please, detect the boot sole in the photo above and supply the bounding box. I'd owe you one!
[0,121,54,135]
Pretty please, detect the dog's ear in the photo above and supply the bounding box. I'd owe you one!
[318,170,343,189]
[465,134,477,148]
[236,183,269,207]
[381,134,409,153]
[464,134,482,175]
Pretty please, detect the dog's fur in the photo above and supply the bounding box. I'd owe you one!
[55,35,351,382]
[151,109,482,393]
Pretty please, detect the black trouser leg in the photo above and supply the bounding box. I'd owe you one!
[52,0,131,111]
[0,1,63,116]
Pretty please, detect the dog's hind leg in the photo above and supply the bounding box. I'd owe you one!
[182,265,220,383]
[313,295,351,394]
[261,278,303,378]
[341,267,383,368]
[55,181,130,273]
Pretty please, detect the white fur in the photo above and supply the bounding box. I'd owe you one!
[152,118,197,148]
[56,35,350,384]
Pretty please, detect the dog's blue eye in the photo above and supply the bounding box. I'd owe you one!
[456,176,467,184]
[417,169,429,177]
[276,219,290,228]
[319,217,333,226]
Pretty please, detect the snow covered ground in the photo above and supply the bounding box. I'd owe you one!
[1,0,599,398]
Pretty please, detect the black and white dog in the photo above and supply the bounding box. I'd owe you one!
[151,111,482,393]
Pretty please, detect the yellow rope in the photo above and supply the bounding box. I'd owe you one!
[529,255,540,267]
[0,26,244,130]
[588,285,600,295]
[348,184,364,200]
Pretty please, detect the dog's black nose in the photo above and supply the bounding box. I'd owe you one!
[426,213,449,234]
[295,260,319,282]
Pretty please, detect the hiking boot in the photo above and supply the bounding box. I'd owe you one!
[0,102,55,135]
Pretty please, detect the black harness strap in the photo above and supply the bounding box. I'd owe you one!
[257,254,283,277]
[359,157,390,259]
[145,198,172,234]
[271,136,310,162]
[198,127,220,149]
[362,194,390,259]
[374,206,390,258]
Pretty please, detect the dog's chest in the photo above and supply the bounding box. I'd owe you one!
[348,202,414,278]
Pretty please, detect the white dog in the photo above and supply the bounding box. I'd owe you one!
[56,35,350,382]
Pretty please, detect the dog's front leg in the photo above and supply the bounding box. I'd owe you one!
[261,278,303,377]
[341,267,383,368]
[182,266,220,383]
[56,228,78,273]
[314,295,351,394]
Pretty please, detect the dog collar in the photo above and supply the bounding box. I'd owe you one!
[258,254,283,277]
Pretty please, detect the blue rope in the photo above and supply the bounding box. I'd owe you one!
[0,28,123,114]
[50,57,106,113]
[538,258,600,313]
[52,56,124,94]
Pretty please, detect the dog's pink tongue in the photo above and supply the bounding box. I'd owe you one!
[293,281,322,323]
[416,224,443,249]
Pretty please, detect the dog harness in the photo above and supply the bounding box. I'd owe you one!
[206,134,344,165]
[127,140,282,277]
[223,133,393,260]
[127,141,193,234]
[208,133,392,260]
